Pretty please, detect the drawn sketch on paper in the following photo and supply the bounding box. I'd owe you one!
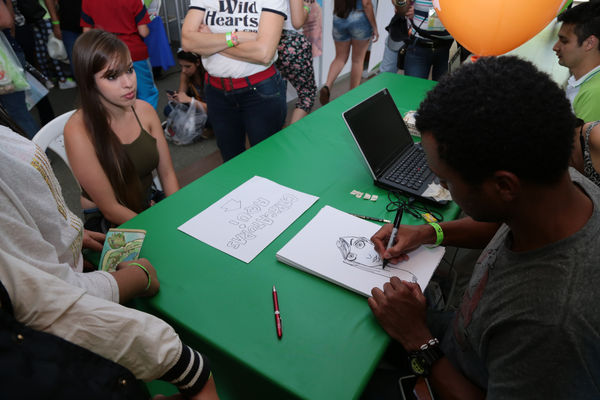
[336,236,418,282]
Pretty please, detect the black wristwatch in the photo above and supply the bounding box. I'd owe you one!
[408,338,444,376]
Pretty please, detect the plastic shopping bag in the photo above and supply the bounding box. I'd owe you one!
[164,98,207,145]
[0,32,30,95]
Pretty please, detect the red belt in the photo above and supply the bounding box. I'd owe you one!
[207,65,277,91]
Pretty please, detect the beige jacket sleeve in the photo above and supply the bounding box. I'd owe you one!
[0,248,181,381]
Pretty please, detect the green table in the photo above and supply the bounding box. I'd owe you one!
[124,73,460,399]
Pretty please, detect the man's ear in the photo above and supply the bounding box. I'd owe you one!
[585,35,599,51]
[491,170,520,202]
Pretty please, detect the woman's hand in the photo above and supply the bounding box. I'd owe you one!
[167,91,179,103]
[372,29,379,43]
[177,91,193,104]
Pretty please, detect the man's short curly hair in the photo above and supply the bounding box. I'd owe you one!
[558,1,600,49]
[415,56,575,185]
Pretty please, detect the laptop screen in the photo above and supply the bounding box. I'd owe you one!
[343,88,415,177]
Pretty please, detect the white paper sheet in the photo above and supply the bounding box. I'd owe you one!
[276,205,445,296]
[178,176,319,263]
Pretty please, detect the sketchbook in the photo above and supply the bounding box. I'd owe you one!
[276,206,445,297]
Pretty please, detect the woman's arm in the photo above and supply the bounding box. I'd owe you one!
[181,9,239,56]
[137,23,150,38]
[182,8,283,65]
[64,112,138,224]
[588,122,600,175]
[137,101,180,196]
[174,72,193,103]
[220,12,284,64]
[362,0,379,42]
[43,0,62,39]
[570,125,585,173]
[290,0,310,30]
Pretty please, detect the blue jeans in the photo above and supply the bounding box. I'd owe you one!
[133,58,159,109]
[0,90,40,139]
[404,41,450,81]
[380,37,405,73]
[205,71,286,161]
[61,30,80,75]
[332,11,373,41]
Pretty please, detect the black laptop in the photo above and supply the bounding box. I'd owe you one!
[342,88,446,205]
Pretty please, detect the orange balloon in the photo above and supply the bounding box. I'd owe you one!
[434,0,568,56]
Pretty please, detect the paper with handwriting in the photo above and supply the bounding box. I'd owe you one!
[178,176,319,263]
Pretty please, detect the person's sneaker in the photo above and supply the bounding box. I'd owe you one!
[319,85,330,105]
[58,78,77,90]
[44,80,55,89]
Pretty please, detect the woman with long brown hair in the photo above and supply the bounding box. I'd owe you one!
[65,29,179,232]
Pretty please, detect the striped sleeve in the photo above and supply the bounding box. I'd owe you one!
[160,344,212,396]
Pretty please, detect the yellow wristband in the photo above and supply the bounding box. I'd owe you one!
[129,262,151,291]
[303,5,310,13]
[225,32,234,48]
[51,20,60,25]
[428,222,444,247]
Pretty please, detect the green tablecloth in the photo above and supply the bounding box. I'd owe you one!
[125,73,460,399]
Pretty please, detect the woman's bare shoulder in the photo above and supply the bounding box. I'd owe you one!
[133,99,162,135]
[588,121,600,151]
[64,110,92,144]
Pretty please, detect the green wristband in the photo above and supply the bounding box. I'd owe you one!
[303,5,310,13]
[51,20,60,25]
[129,262,151,291]
[428,222,444,247]
[225,32,234,48]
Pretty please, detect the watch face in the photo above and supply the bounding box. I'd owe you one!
[410,356,427,375]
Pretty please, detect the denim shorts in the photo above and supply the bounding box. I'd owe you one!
[332,11,373,41]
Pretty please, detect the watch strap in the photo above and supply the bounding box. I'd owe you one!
[409,338,444,376]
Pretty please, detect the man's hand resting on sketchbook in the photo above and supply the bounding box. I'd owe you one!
[368,276,433,351]
[371,223,437,264]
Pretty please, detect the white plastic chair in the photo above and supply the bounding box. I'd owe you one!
[32,109,76,171]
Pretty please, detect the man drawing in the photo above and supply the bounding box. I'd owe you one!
[368,56,600,399]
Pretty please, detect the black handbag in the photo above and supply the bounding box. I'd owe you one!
[386,13,409,43]
[386,13,410,70]
[0,280,150,400]
[397,41,409,70]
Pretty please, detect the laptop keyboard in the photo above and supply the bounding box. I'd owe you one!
[385,147,432,190]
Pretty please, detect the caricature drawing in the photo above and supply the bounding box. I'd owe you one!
[336,236,418,282]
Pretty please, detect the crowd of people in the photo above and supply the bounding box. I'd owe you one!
[1,0,600,398]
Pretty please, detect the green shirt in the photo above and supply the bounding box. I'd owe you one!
[570,67,600,123]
